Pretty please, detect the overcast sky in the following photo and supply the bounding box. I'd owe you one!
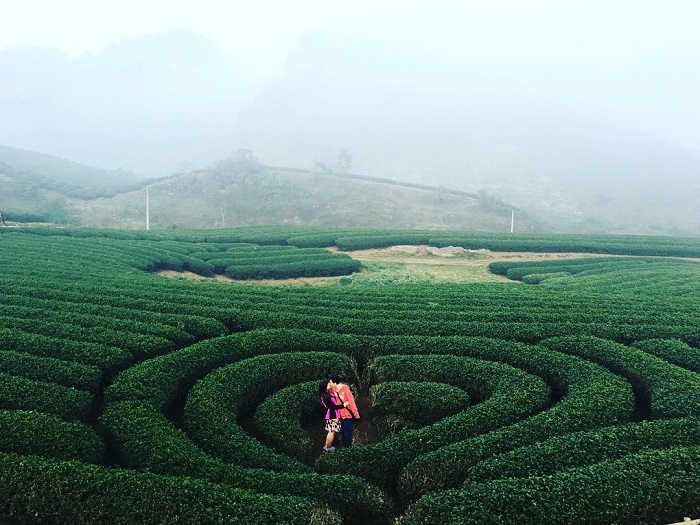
[1,0,700,167]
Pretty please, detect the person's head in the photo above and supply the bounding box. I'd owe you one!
[319,378,332,398]
[328,375,342,388]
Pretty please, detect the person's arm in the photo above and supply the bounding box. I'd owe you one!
[341,385,360,419]
[324,395,344,419]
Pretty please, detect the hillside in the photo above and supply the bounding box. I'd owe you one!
[72,151,542,231]
[0,145,151,224]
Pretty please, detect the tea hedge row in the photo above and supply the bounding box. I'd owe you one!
[633,338,700,372]
[0,451,336,525]
[224,257,361,280]
[318,353,551,490]
[0,350,101,393]
[0,287,226,340]
[369,381,470,437]
[0,328,131,370]
[0,409,103,463]
[540,335,700,419]
[0,373,92,421]
[0,316,173,361]
[184,352,356,472]
[254,381,318,461]
[401,446,700,525]
[8,224,700,258]
[468,416,700,482]
[0,302,194,347]
[100,400,390,524]
[366,336,634,502]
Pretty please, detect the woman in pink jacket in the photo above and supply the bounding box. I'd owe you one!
[319,379,343,452]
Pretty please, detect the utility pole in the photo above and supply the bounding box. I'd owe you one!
[146,187,150,230]
[510,210,514,233]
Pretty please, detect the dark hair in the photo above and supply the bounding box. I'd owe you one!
[329,374,341,384]
[319,379,331,398]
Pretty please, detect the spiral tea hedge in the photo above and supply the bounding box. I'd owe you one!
[1,226,700,524]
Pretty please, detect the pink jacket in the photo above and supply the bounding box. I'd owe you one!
[321,392,343,420]
[335,384,360,419]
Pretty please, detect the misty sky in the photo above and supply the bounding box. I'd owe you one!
[1,0,700,175]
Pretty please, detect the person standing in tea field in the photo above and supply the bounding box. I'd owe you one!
[0,210,7,226]
[319,379,343,453]
[328,375,360,447]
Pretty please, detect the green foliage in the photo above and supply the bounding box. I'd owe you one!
[468,417,700,482]
[254,381,317,461]
[2,228,700,522]
[318,354,551,490]
[0,350,101,392]
[0,451,338,524]
[0,373,92,421]
[184,352,356,472]
[401,446,700,525]
[521,271,571,284]
[370,381,470,437]
[0,410,103,463]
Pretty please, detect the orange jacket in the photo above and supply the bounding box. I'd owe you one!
[335,383,360,419]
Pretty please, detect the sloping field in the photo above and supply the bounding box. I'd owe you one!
[1,225,700,524]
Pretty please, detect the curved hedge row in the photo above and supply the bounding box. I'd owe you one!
[371,336,634,502]
[0,410,104,463]
[540,335,700,419]
[633,338,700,372]
[401,446,700,525]
[0,451,337,525]
[224,257,361,280]
[468,416,700,482]
[369,381,470,437]
[184,352,357,473]
[318,354,551,489]
[254,381,318,461]
[0,328,131,370]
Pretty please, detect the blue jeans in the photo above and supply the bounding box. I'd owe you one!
[340,418,354,447]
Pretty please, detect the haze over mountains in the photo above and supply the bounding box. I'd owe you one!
[1,27,699,234]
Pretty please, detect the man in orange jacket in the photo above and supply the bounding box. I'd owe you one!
[328,374,360,447]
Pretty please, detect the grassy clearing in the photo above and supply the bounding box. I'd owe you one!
[156,246,556,286]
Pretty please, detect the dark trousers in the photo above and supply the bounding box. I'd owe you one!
[340,418,354,447]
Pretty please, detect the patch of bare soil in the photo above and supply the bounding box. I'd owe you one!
[334,245,610,265]
[157,246,611,285]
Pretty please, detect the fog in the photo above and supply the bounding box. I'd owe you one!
[2,1,700,230]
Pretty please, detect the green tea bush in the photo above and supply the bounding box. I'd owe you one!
[254,381,317,461]
[521,271,572,284]
[0,350,101,392]
[318,354,551,489]
[0,451,337,524]
[101,400,391,524]
[0,373,92,421]
[0,409,104,463]
[468,416,700,482]
[401,446,700,525]
[370,381,470,437]
[633,338,700,372]
[184,352,357,472]
[541,335,700,418]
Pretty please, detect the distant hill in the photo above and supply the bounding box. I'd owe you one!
[0,144,145,190]
[0,145,152,224]
[19,149,541,232]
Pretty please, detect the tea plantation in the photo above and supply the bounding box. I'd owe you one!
[2,225,700,524]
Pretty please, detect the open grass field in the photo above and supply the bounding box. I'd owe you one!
[2,225,700,524]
